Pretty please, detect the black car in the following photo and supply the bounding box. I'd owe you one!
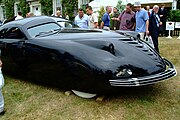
[0,16,176,98]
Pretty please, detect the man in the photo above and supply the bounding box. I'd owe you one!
[26,12,34,18]
[74,8,89,29]
[100,6,112,30]
[15,11,23,20]
[149,5,162,53]
[134,2,149,40]
[111,7,120,30]
[112,3,135,31]
[158,4,167,36]
[65,12,69,20]
[86,6,98,29]
[146,6,152,16]
[56,10,62,17]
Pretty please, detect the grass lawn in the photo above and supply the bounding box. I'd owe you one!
[0,37,179,120]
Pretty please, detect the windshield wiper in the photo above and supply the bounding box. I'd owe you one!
[35,30,53,37]
[53,28,62,33]
[35,28,62,37]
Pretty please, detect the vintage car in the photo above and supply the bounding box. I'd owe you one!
[0,16,176,98]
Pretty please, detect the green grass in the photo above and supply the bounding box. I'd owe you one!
[0,37,180,120]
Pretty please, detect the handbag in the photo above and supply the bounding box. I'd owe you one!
[144,35,154,48]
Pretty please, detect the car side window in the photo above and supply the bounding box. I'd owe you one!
[4,27,26,39]
[28,22,61,38]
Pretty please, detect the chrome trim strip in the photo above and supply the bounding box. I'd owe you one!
[109,58,177,87]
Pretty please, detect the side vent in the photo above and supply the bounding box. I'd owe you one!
[102,43,115,55]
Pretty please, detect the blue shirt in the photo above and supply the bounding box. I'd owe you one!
[102,12,110,27]
[135,9,149,32]
[74,14,89,28]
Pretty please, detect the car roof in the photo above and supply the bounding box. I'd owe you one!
[2,16,57,29]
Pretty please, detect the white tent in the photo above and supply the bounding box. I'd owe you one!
[126,0,173,4]
[89,0,127,12]
[89,0,175,11]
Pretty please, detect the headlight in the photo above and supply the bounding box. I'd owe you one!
[116,68,132,77]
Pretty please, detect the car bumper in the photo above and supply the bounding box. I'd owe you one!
[0,68,4,113]
[109,58,177,87]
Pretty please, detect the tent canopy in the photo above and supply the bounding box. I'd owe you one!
[89,0,173,9]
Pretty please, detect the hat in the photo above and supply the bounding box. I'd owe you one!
[134,1,141,7]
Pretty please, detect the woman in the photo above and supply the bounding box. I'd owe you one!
[0,59,4,114]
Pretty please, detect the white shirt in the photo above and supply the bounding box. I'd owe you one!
[15,15,23,20]
[74,14,89,29]
[88,13,98,29]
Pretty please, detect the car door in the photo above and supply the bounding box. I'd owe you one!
[0,26,28,66]
[0,24,70,86]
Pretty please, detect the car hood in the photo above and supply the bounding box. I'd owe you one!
[29,31,165,78]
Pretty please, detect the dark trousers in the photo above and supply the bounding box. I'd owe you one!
[151,33,159,53]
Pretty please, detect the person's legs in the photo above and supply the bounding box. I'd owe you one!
[159,25,164,36]
[151,34,159,53]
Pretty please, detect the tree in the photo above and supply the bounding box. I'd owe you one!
[40,0,53,16]
[0,0,28,19]
[18,0,29,17]
[170,10,180,22]
[116,0,125,12]
[97,6,105,26]
[0,0,15,19]
[0,0,53,19]
[61,0,78,20]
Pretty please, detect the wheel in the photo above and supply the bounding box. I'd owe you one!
[72,90,97,98]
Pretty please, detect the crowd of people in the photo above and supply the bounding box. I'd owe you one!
[74,2,168,53]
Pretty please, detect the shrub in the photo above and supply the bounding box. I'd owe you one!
[97,6,105,26]
[170,10,180,22]
[40,0,53,16]
[61,0,78,21]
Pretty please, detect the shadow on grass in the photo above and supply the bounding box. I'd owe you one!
[4,71,166,103]
[1,54,172,104]
[2,61,168,103]
[104,85,164,101]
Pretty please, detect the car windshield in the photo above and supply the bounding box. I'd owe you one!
[27,22,61,38]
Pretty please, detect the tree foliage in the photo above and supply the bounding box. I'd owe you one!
[0,0,53,19]
[61,0,78,20]
[40,0,53,16]
[1,0,78,19]
[0,0,29,19]
[18,0,29,17]
[116,0,125,12]
[170,10,180,22]
[0,0,15,19]
[97,6,105,25]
